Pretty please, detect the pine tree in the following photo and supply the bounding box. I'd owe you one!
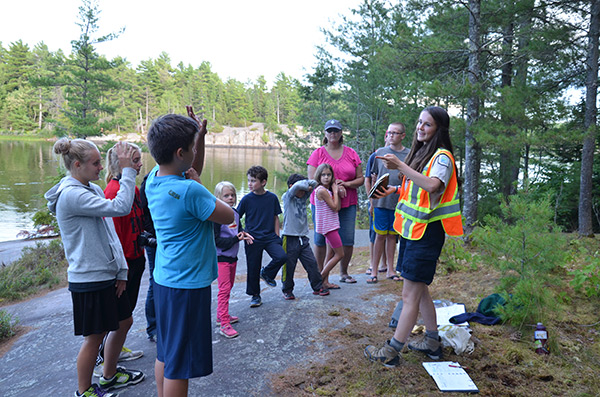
[61,0,123,138]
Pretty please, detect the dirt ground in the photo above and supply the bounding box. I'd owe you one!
[268,246,600,396]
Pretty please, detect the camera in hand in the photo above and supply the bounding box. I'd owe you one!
[138,231,157,248]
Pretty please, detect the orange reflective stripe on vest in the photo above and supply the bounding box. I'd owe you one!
[393,149,463,240]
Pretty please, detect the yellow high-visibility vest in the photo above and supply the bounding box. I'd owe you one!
[393,148,463,240]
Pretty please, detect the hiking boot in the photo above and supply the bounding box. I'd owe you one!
[216,315,239,326]
[118,346,143,362]
[260,268,276,287]
[75,383,119,397]
[283,291,296,300]
[99,367,145,391]
[219,324,239,339]
[313,288,330,296]
[364,340,401,367]
[250,295,262,307]
[408,335,443,359]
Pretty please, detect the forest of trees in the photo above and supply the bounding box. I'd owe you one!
[0,0,598,234]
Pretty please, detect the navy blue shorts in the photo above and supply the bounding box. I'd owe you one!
[312,204,356,247]
[71,282,132,337]
[397,221,445,285]
[155,283,213,379]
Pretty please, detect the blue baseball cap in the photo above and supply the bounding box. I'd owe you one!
[324,119,342,131]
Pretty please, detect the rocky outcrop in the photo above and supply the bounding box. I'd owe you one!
[91,122,319,149]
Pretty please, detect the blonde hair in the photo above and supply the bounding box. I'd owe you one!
[105,142,141,183]
[53,138,98,172]
[214,181,237,202]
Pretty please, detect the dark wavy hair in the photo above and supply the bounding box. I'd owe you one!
[247,165,268,181]
[404,106,454,172]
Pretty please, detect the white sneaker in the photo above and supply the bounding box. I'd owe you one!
[92,363,104,378]
[118,346,143,362]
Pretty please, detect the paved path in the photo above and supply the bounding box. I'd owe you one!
[0,238,56,266]
[0,230,395,396]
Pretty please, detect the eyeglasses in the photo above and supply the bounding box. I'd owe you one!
[386,131,405,136]
[326,129,342,134]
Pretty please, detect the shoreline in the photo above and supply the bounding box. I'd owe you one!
[0,121,319,149]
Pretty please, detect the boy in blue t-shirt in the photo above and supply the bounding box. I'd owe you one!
[145,111,234,397]
[237,165,287,307]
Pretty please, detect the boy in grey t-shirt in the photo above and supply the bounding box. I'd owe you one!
[280,174,329,299]
[367,122,410,283]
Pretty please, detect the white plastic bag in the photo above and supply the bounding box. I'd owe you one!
[438,324,474,355]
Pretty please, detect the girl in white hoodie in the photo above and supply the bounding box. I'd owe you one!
[45,139,145,397]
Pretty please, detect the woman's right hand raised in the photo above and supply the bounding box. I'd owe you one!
[115,142,134,170]
[376,154,404,171]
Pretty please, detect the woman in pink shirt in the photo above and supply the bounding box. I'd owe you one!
[307,119,364,285]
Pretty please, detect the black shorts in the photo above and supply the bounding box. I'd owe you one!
[397,221,445,285]
[71,282,132,337]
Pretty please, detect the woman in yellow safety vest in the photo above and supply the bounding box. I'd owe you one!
[364,106,463,367]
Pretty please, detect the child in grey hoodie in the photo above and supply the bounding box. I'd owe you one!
[280,174,329,299]
[45,138,145,397]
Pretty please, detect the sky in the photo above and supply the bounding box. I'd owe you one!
[1,0,362,86]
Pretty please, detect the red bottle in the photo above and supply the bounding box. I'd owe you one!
[534,322,549,355]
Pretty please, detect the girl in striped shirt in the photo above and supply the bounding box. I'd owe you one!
[314,163,344,290]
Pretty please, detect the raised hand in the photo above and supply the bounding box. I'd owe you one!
[115,141,134,170]
[376,154,403,171]
[186,105,208,136]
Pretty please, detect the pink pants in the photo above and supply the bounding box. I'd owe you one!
[217,261,237,325]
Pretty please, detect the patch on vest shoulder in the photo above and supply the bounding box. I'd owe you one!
[436,155,450,167]
[168,190,181,199]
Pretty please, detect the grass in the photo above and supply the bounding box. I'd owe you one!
[0,239,68,304]
[0,309,18,341]
[269,235,600,396]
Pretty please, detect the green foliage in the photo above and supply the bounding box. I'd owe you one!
[472,190,567,327]
[0,240,67,302]
[438,236,474,274]
[60,0,124,138]
[569,238,600,297]
[570,259,600,297]
[0,309,18,341]
[32,208,59,236]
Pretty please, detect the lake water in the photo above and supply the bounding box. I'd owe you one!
[0,139,289,242]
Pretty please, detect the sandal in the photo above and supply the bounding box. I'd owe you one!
[366,268,373,275]
[387,275,402,282]
[378,268,387,273]
[327,283,341,289]
[340,275,357,283]
[366,276,378,284]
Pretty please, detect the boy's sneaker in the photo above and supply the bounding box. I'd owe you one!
[99,367,145,391]
[283,291,295,300]
[364,340,401,367]
[216,315,239,326]
[250,295,262,307]
[118,346,143,362]
[92,363,104,378]
[219,324,239,338]
[408,335,443,359]
[313,288,330,296]
[75,383,119,397]
[260,269,276,287]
